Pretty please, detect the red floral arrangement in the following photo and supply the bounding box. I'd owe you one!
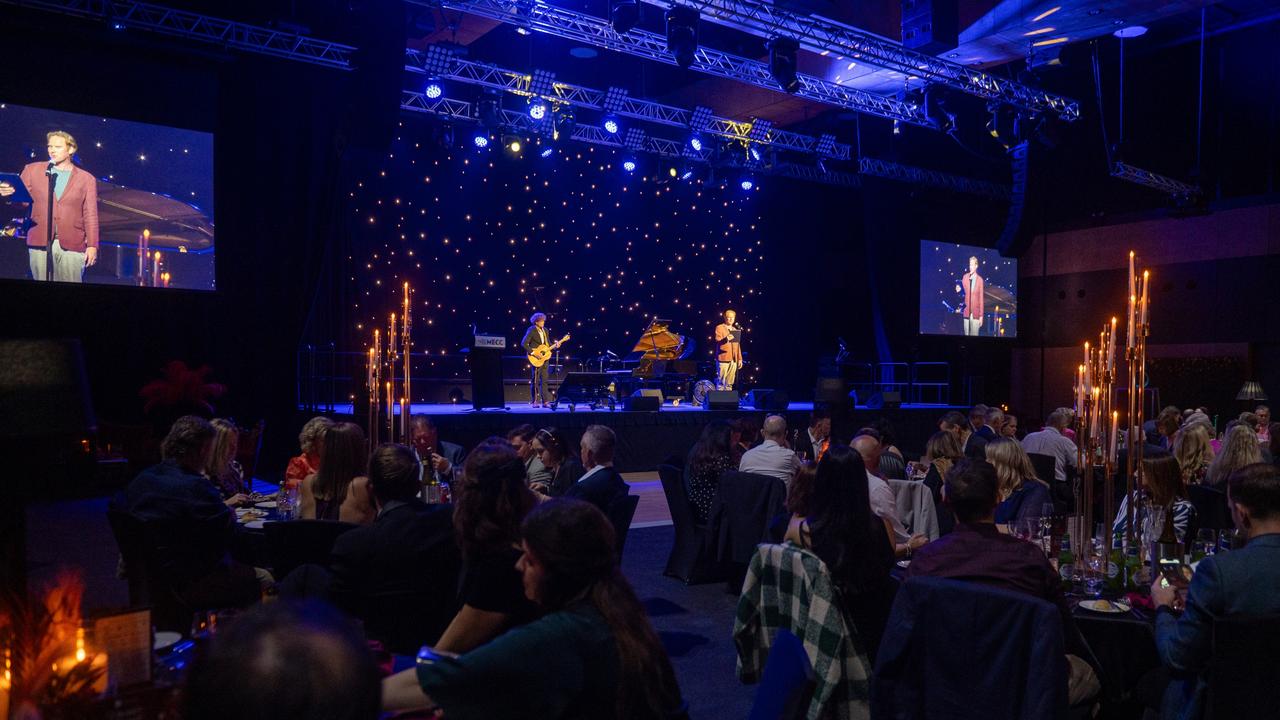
[139,360,226,417]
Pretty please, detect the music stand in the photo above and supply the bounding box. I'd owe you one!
[0,173,33,203]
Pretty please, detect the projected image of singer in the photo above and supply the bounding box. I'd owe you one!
[714,309,744,391]
[0,130,99,282]
[955,255,984,336]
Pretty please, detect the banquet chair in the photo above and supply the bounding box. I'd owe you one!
[262,520,359,579]
[607,493,641,555]
[747,629,814,720]
[106,506,194,633]
[1206,613,1280,719]
[657,464,726,584]
[1187,484,1233,531]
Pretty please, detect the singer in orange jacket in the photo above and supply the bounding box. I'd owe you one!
[714,309,744,390]
[955,255,984,336]
[0,130,99,282]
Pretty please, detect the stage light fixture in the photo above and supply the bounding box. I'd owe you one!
[541,146,556,158]
[668,166,678,178]
[603,115,620,134]
[740,177,755,191]
[528,99,548,120]
[611,0,639,34]
[622,159,637,172]
[666,5,699,69]
[749,145,762,162]
[768,37,800,93]
[424,79,443,99]
[681,168,695,180]
[689,135,703,152]
[473,132,490,148]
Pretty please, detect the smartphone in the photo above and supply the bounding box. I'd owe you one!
[1158,559,1191,589]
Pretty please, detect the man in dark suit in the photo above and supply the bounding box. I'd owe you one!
[329,444,462,642]
[970,404,997,442]
[1151,462,1280,720]
[791,408,831,463]
[117,415,262,609]
[565,424,628,514]
[409,415,465,490]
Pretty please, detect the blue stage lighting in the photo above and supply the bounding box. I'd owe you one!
[740,178,754,190]
[529,101,547,120]
[749,145,762,162]
[603,116,620,134]
[541,146,556,158]
[425,81,443,99]
[473,133,490,148]
[680,169,694,180]
[689,135,703,152]
[622,159,637,172]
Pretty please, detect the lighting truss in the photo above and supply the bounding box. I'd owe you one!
[633,0,1080,121]
[409,0,933,127]
[401,88,868,188]
[406,47,853,159]
[1,0,354,68]
[857,157,1010,200]
[1109,162,1201,198]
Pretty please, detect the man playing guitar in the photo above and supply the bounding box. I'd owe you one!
[522,312,569,407]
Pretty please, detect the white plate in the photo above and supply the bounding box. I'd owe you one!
[244,519,266,529]
[254,501,278,509]
[154,631,182,650]
[235,508,251,516]
[896,560,911,569]
[1078,599,1131,614]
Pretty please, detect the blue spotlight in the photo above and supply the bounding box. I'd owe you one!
[473,132,490,148]
[689,135,703,152]
[425,80,443,99]
[749,145,762,162]
[541,146,556,158]
[740,178,754,191]
[529,101,547,120]
[622,159,637,172]
[603,115,620,134]
[680,168,694,180]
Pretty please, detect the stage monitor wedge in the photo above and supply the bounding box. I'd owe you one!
[747,388,790,411]
[703,390,740,411]
[624,389,663,411]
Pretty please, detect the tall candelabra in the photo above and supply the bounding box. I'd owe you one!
[365,283,414,447]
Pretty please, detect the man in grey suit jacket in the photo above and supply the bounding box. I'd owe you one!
[1151,462,1280,720]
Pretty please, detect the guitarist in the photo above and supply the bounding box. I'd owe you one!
[522,312,553,407]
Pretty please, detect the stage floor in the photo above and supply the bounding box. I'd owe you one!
[321,401,957,416]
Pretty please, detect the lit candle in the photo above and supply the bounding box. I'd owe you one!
[1128,250,1135,302]
[152,250,160,282]
[367,348,375,390]
[390,313,397,351]
[1,646,10,720]
[1140,270,1150,326]
[1084,341,1090,372]
[1077,365,1086,413]
[386,381,392,423]
[1128,295,1136,348]
[1108,317,1117,373]
[400,398,407,440]
[1091,387,1101,438]
[1110,410,1119,463]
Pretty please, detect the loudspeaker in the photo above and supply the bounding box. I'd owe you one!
[901,0,958,54]
[814,377,846,404]
[703,390,740,411]
[624,389,663,411]
[747,389,790,411]
[865,391,902,410]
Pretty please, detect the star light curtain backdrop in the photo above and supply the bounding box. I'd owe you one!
[344,127,767,391]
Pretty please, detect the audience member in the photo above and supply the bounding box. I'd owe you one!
[410,415,466,487]
[1204,424,1262,488]
[184,600,380,720]
[970,404,997,441]
[1256,404,1271,444]
[867,419,907,480]
[328,444,461,631]
[1020,408,1078,483]
[432,439,538,653]
[784,446,896,658]
[285,415,332,488]
[685,420,736,524]
[985,407,1005,436]
[529,426,584,497]
[508,424,552,488]
[1151,463,1280,719]
[300,422,374,524]
[905,459,1100,705]
[382,499,686,719]
[732,415,761,461]
[739,414,800,483]
[1113,455,1194,542]
[852,433,927,558]
[1155,406,1183,450]
[116,416,264,609]
[922,430,964,535]
[791,408,831,463]
[206,418,249,506]
[940,410,986,459]
[986,437,1053,525]
[565,425,629,513]
[1173,424,1215,486]
[998,413,1020,439]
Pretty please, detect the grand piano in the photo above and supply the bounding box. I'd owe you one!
[613,318,706,400]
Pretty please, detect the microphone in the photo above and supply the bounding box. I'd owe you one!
[45,160,56,175]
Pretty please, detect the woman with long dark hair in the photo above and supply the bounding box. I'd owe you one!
[784,445,896,657]
[685,420,736,523]
[529,426,584,497]
[299,422,374,524]
[383,498,686,719]
[434,438,539,653]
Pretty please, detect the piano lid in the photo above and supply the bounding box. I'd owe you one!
[627,318,691,360]
[97,181,214,251]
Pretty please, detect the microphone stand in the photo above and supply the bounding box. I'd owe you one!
[44,162,56,281]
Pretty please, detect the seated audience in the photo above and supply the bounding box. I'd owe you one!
[508,423,552,488]
[784,446,896,658]
[732,415,761,461]
[285,415,332,488]
[1113,455,1194,542]
[529,426,584,497]
[685,420,736,524]
[791,409,831,463]
[1155,406,1183,450]
[1256,404,1271,444]
[739,414,800,483]
[328,444,461,628]
[940,410,986,459]
[184,600,380,720]
[300,422,375,524]
[905,459,1099,705]
[1173,424,1215,486]
[852,432,927,558]
[117,416,264,609]
[986,437,1053,525]
[922,430,964,535]
[997,413,1020,439]
[1204,424,1261,488]
[970,404,997,441]
[206,418,249,506]
[410,414,466,487]
[868,418,908,480]
[565,424,629,513]
[435,439,539,653]
[382,499,686,719]
[1020,408,1078,483]
[1151,463,1280,720]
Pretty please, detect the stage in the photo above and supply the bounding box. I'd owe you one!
[312,401,962,473]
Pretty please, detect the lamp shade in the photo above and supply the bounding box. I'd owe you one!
[1236,380,1268,402]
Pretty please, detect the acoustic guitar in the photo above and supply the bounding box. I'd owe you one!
[527,333,571,368]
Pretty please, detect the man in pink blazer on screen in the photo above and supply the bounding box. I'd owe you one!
[955,255,984,336]
[0,130,99,282]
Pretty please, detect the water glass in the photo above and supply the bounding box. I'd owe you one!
[1084,553,1105,597]
[277,484,299,520]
